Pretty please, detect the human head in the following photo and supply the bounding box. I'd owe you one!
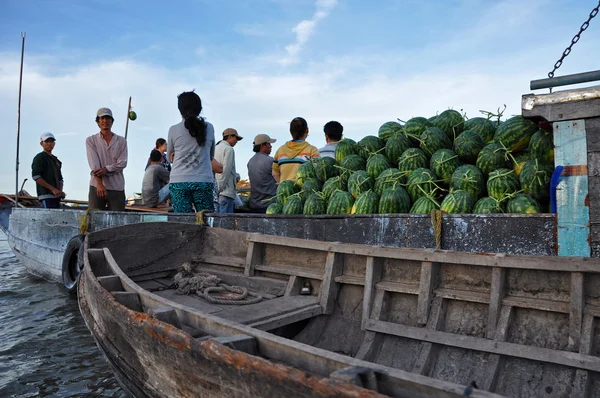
[155,138,167,152]
[39,132,56,152]
[177,91,202,119]
[323,121,343,142]
[149,149,162,163]
[253,133,276,154]
[290,117,308,140]
[223,128,243,147]
[95,107,114,123]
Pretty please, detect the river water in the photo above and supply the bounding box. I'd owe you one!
[0,232,127,397]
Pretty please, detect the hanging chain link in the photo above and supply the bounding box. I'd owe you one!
[548,1,600,78]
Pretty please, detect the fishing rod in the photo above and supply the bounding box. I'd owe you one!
[15,32,26,207]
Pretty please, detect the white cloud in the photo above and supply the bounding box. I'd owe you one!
[279,0,338,65]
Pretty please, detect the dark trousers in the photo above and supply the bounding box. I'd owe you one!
[88,186,126,211]
[41,198,60,209]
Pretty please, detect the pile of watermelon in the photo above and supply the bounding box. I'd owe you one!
[267,109,555,215]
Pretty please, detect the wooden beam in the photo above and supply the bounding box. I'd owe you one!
[481,306,513,392]
[284,275,302,297]
[412,297,446,375]
[112,291,143,312]
[355,289,386,362]
[254,264,323,280]
[97,275,124,292]
[250,304,322,331]
[330,366,379,392]
[364,318,600,373]
[487,267,506,339]
[319,252,344,314]
[147,306,182,328]
[417,261,439,325]
[362,256,383,328]
[572,314,595,397]
[569,272,585,351]
[244,241,264,276]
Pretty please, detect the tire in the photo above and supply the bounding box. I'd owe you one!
[62,234,85,294]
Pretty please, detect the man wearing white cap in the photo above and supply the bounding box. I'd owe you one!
[214,128,243,213]
[247,134,277,213]
[32,132,65,208]
[86,107,128,211]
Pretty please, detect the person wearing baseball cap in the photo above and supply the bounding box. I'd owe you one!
[31,132,65,208]
[247,134,277,213]
[86,107,128,211]
[214,128,242,213]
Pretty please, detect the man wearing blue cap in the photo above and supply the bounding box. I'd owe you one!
[32,132,65,208]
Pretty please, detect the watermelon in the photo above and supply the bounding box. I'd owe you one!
[507,193,542,214]
[476,142,510,176]
[351,190,380,214]
[266,203,283,214]
[300,177,323,201]
[454,130,486,164]
[358,136,385,160]
[512,152,529,177]
[340,154,366,171]
[335,138,359,163]
[463,117,496,143]
[129,111,137,121]
[315,157,339,182]
[440,190,474,214]
[450,164,485,201]
[397,148,428,176]
[378,186,411,214]
[486,168,520,200]
[374,168,405,196]
[528,129,554,164]
[348,170,375,199]
[366,154,391,179]
[385,133,412,166]
[430,149,462,185]
[473,197,506,214]
[327,190,355,215]
[433,109,464,141]
[403,117,432,146]
[407,168,437,203]
[519,159,553,202]
[303,192,326,215]
[282,194,304,214]
[276,180,299,206]
[410,196,440,214]
[493,116,539,152]
[295,161,317,188]
[378,121,403,141]
[322,176,345,201]
[419,127,453,158]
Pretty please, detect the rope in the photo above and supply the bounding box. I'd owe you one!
[431,209,444,250]
[195,210,206,225]
[173,262,262,305]
[78,208,92,235]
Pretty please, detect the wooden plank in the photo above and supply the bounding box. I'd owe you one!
[487,267,506,339]
[481,306,513,392]
[412,297,446,375]
[112,291,143,312]
[522,87,600,121]
[355,289,386,362]
[247,233,600,272]
[211,334,257,355]
[329,366,378,391]
[319,252,344,314]
[284,275,302,297]
[334,275,364,286]
[435,288,489,304]
[364,318,600,373]
[572,314,595,397]
[244,241,263,276]
[217,295,321,325]
[417,261,439,325]
[362,256,382,328]
[375,281,419,295]
[502,295,570,314]
[569,272,585,351]
[196,255,245,269]
[250,304,323,331]
[147,306,182,328]
[254,264,323,280]
[97,275,124,292]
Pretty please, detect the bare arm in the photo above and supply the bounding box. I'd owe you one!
[272,171,280,183]
[211,159,223,174]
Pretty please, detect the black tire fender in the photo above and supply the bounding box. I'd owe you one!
[62,234,85,294]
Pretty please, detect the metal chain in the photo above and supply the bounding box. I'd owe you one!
[548,1,600,78]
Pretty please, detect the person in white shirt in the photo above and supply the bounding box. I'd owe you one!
[318,121,343,159]
[214,128,243,213]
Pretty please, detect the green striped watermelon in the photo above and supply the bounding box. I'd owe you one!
[528,129,554,164]
[322,176,345,201]
[276,180,300,206]
[454,130,486,164]
[351,190,380,214]
[486,168,520,200]
[374,168,405,196]
[282,194,304,214]
[473,197,505,214]
[327,190,355,214]
[366,154,391,179]
[378,121,403,141]
[303,192,326,215]
[420,127,453,158]
[335,138,359,163]
[450,164,485,201]
[358,136,385,160]
[348,170,375,199]
[512,152,529,178]
[430,149,462,185]
[463,117,496,143]
[315,157,339,183]
[407,168,437,203]
[403,117,432,146]
[476,142,510,176]
[519,159,553,202]
[433,109,464,141]
[506,193,542,214]
[378,186,411,214]
[295,160,317,188]
[410,196,440,214]
[266,203,283,214]
[385,133,412,166]
[340,154,366,171]
[440,190,474,214]
[300,177,323,201]
[493,116,539,152]
[397,148,428,176]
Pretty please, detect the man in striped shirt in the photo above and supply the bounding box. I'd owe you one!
[86,107,128,211]
[318,121,343,159]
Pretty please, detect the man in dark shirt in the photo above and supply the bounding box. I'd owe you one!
[247,134,277,213]
[31,132,65,208]
[142,150,170,207]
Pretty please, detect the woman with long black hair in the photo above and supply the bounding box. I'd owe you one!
[167,91,216,213]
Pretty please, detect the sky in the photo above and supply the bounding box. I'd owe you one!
[1,0,599,201]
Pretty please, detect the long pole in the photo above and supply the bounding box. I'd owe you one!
[124,96,132,140]
[15,32,26,207]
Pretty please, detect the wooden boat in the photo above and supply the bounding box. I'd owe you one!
[79,221,600,397]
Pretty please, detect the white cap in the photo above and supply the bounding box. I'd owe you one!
[96,107,113,118]
[40,132,56,142]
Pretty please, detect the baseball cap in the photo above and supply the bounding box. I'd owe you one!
[223,128,243,141]
[96,107,113,118]
[253,134,276,146]
[40,132,56,142]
